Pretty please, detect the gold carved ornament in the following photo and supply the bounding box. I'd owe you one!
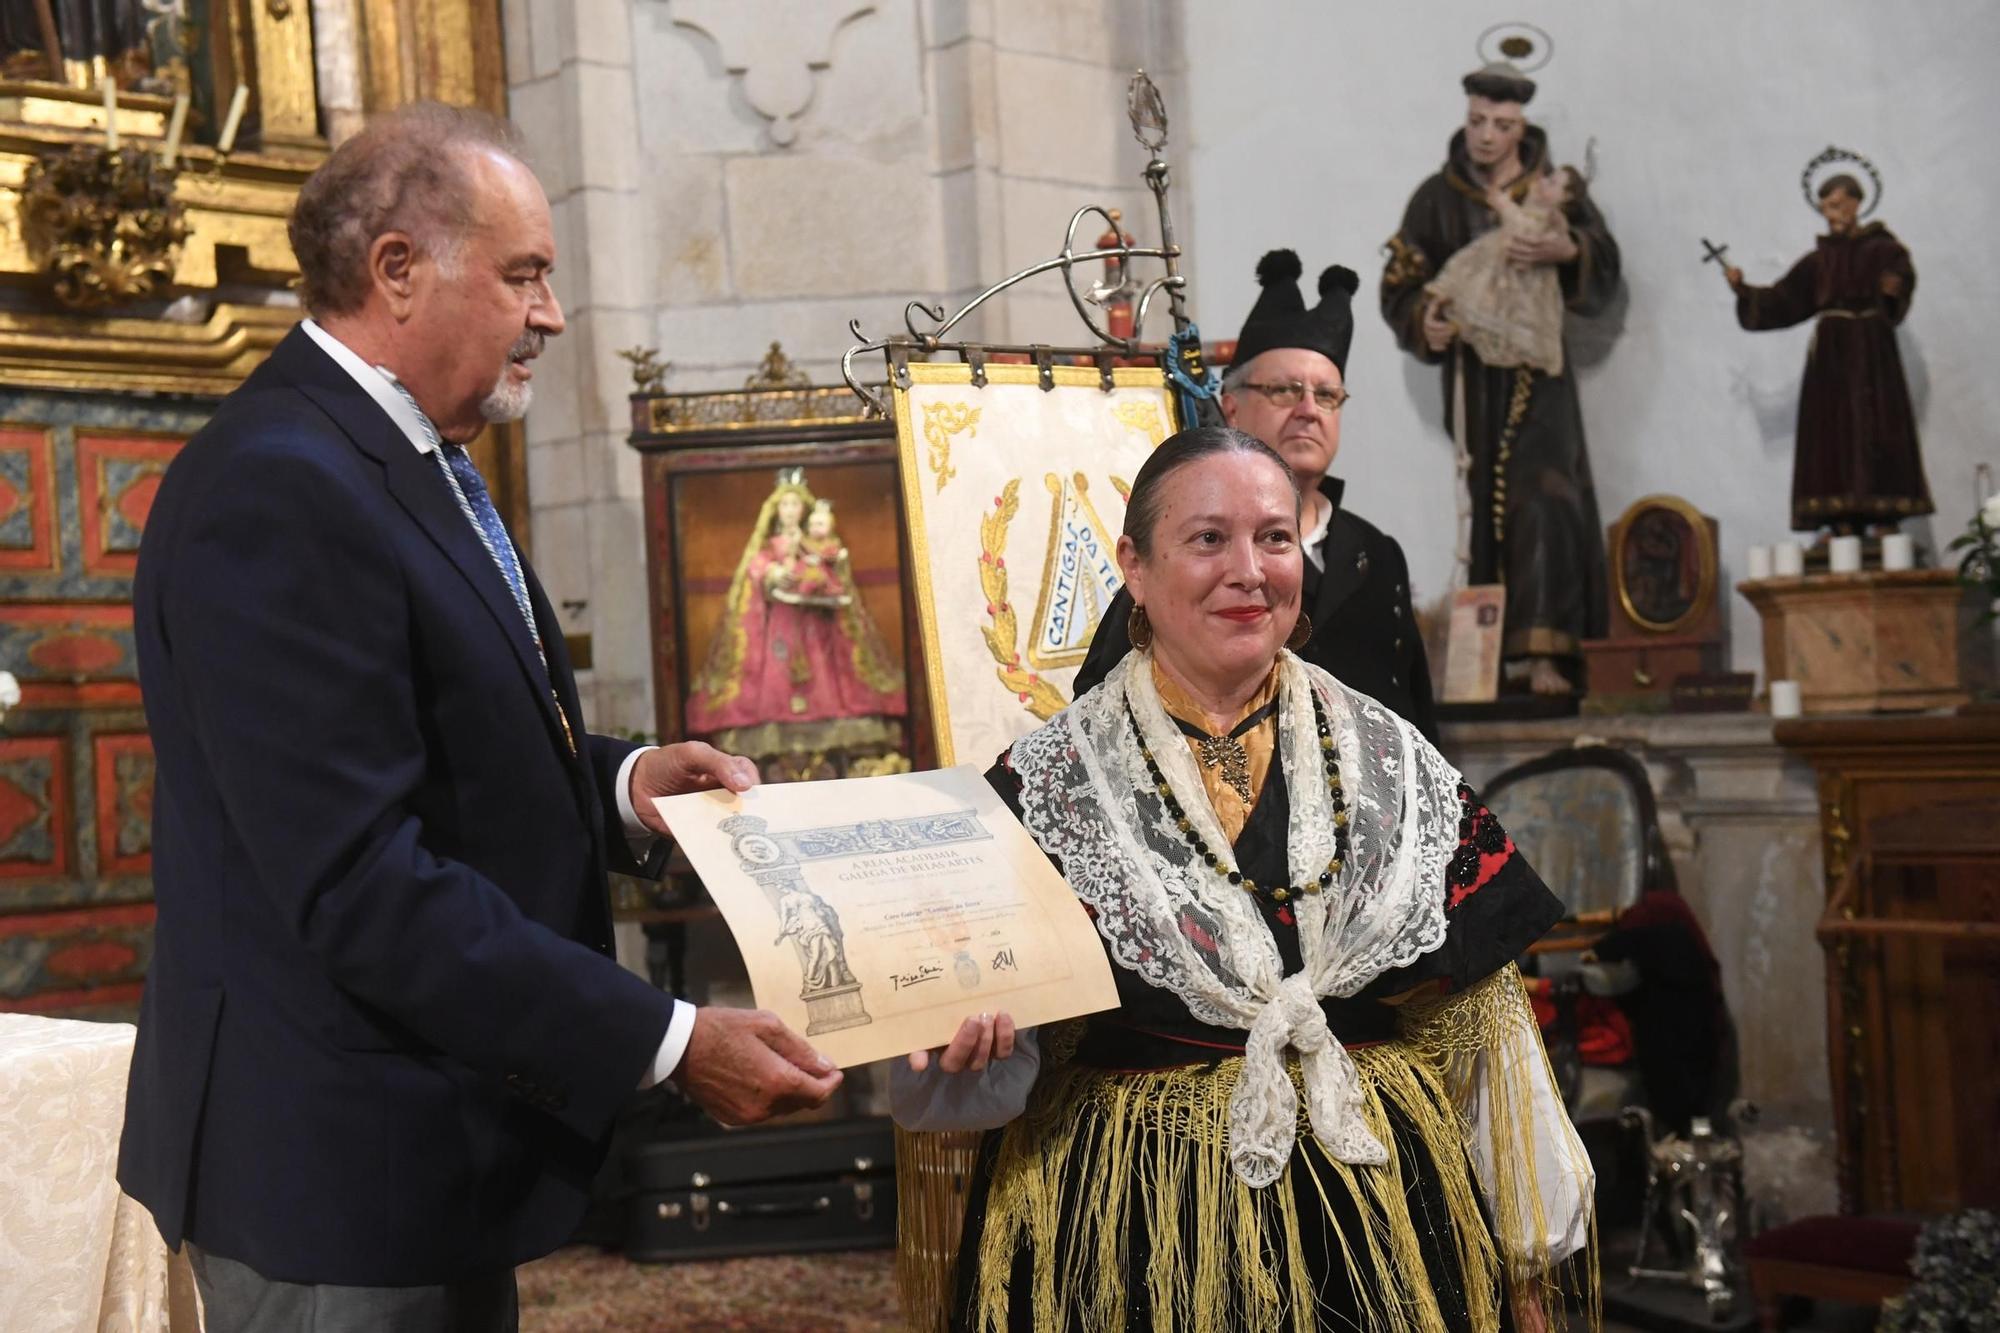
[18,144,189,310]
[1112,399,1167,447]
[978,478,1068,722]
[921,400,979,493]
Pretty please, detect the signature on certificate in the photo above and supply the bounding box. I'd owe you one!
[991,947,1017,972]
[892,962,946,991]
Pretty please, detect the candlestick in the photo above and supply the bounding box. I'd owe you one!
[162,92,190,164]
[102,76,119,151]
[216,84,250,156]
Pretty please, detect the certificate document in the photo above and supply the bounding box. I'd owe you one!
[654,766,1119,1069]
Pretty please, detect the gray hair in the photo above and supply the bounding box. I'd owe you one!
[1122,425,1300,558]
[288,102,525,316]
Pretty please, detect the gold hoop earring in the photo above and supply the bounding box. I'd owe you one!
[1128,604,1154,652]
[1285,612,1312,651]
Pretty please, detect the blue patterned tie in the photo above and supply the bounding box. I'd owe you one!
[379,373,575,753]
[438,442,538,648]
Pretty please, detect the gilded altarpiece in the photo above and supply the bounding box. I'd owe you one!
[0,0,518,1018]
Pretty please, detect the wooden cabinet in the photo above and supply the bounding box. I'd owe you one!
[1778,714,2000,1214]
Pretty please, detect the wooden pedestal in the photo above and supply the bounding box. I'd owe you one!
[1739,570,1968,714]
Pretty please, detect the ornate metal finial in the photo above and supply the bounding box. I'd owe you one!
[1800,145,1884,219]
[617,345,670,394]
[1127,69,1168,154]
[747,340,810,389]
[1476,21,1554,72]
[775,465,807,488]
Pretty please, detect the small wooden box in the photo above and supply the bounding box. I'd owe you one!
[1580,634,1724,703]
[1738,569,1968,713]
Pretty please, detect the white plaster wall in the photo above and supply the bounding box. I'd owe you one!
[1181,0,2000,674]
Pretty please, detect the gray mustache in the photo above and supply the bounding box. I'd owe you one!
[509,331,545,362]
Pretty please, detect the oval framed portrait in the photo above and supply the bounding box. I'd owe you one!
[1610,495,1716,635]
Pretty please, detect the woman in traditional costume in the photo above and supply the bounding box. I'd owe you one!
[895,427,1594,1332]
[684,470,905,761]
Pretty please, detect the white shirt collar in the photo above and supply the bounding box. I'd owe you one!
[1301,488,1332,572]
[299,318,439,455]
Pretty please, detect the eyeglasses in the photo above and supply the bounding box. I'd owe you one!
[1238,380,1351,413]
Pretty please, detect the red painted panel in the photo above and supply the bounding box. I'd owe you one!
[0,605,136,687]
[45,938,139,979]
[92,732,154,877]
[0,982,146,1015]
[0,736,69,879]
[74,432,183,577]
[0,426,56,573]
[0,902,155,936]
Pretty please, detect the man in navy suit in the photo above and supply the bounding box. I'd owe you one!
[117,103,841,1330]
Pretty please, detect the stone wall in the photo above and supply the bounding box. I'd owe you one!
[1445,714,1840,1218]
[503,0,1182,734]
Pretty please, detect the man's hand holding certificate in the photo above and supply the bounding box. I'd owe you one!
[655,766,1118,1069]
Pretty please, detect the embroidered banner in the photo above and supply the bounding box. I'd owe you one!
[893,362,1175,765]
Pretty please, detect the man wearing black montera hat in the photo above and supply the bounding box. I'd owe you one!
[1382,60,1619,697]
[1074,250,1437,742]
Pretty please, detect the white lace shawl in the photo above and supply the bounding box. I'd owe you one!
[1006,651,1462,1187]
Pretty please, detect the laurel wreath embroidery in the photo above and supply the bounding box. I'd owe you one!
[978,478,1069,721]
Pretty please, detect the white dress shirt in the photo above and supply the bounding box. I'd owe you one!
[300,319,695,1087]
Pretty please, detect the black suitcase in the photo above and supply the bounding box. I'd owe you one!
[624,1117,897,1262]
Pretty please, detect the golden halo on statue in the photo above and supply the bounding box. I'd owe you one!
[1476,22,1554,74]
[1800,145,1884,220]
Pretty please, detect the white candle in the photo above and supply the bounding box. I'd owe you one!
[1829,534,1863,574]
[102,76,119,150]
[1880,532,1915,571]
[1773,542,1805,577]
[162,92,190,164]
[216,83,250,156]
[1746,545,1773,580]
[1769,679,1803,719]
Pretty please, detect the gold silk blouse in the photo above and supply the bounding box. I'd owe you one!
[1151,660,1281,844]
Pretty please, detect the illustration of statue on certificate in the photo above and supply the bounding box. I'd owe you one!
[773,884,856,994]
[685,468,907,763]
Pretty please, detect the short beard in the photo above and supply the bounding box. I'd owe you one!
[479,329,546,424]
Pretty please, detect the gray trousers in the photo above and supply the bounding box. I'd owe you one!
[188,1246,518,1333]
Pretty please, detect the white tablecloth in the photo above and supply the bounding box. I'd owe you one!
[0,1014,198,1332]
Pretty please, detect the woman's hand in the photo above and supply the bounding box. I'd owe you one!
[907,1012,1015,1073]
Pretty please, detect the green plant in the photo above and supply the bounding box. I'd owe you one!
[1947,491,2000,624]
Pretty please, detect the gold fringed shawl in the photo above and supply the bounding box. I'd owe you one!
[1401,967,1602,1330]
[967,1025,1496,1333]
[960,969,1598,1333]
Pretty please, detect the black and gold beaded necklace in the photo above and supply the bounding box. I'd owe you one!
[1126,687,1350,905]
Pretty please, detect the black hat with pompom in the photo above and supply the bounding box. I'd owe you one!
[1229,249,1360,378]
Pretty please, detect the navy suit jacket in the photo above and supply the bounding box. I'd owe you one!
[117,327,675,1285]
